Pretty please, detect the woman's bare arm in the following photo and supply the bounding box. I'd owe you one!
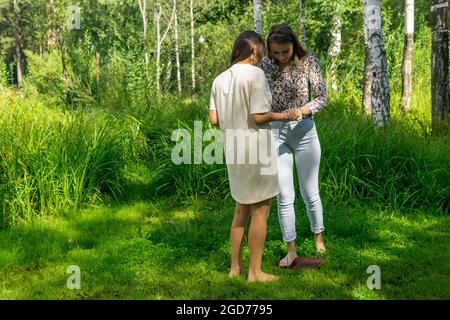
[252,111,291,125]
[209,110,219,126]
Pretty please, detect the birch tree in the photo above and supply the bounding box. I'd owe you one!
[190,0,196,92]
[47,0,56,50]
[253,0,262,36]
[327,4,342,92]
[154,1,176,94]
[138,0,149,68]
[431,0,449,133]
[400,0,414,113]
[363,47,373,114]
[364,0,391,127]
[47,0,75,107]
[173,0,181,94]
[299,0,306,46]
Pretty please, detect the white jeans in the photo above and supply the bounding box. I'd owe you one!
[271,118,324,243]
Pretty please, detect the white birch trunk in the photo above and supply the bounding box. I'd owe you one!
[154,2,161,93]
[253,0,263,36]
[190,0,196,92]
[299,0,306,46]
[154,1,176,94]
[165,59,172,82]
[328,13,342,92]
[174,0,181,94]
[400,0,414,112]
[431,0,449,133]
[363,47,373,114]
[60,38,71,107]
[138,0,149,67]
[364,0,391,127]
[47,0,70,106]
[47,0,56,50]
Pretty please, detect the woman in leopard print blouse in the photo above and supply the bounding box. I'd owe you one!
[260,23,327,268]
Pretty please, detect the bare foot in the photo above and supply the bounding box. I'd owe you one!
[228,267,248,278]
[315,233,326,254]
[247,271,279,282]
[278,252,298,267]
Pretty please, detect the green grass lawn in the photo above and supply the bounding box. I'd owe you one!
[0,196,449,300]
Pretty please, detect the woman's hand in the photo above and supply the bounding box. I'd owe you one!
[299,106,312,116]
[286,108,303,121]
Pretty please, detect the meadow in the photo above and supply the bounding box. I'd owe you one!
[0,0,448,300]
[0,90,448,299]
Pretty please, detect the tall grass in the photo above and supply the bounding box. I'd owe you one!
[0,93,146,227]
[143,95,230,202]
[147,95,449,213]
[318,101,449,212]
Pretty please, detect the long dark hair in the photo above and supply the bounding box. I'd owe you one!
[230,30,266,66]
[267,23,308,63]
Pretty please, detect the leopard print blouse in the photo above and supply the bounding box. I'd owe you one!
[260,53,327,116]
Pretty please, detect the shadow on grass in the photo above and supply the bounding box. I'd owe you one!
[314,205,450,299]
[1,198,449,299]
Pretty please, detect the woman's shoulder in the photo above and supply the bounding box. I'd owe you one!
[212,64,265,88]
[232,63,266,81]
[248,65,268,84]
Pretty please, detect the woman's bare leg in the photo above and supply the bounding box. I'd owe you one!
[247,199,279,282]
[229,202,250,277]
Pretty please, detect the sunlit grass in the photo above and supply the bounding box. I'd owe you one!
[0,94,146,227]
[0,198,448,299]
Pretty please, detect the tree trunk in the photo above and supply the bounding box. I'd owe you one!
[165,59,172,82]
[328,11,342,92]
[431,0,449,134]
[10,63,14,85]
[60,39,71,107]
[364,0,391,127]
[96,52,100,90]
[47,0,56,50]
[47,0,70,107]
[154,2,161,93]
[190,0,196,93]
[154,1,176,94]
[174,0,181,94]
[363,47,372,114]
[138,0,149,67]
[11,0,23,89]
[299,0,306,46]
[400,0,414,113]
[253,0,263,36]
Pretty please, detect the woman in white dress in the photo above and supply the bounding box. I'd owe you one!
[209,31,296,282]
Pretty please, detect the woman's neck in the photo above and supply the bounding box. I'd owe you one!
[236,57,257,65]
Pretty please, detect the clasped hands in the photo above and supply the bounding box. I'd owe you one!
[283,108,303,121]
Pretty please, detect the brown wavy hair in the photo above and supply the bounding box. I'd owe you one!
[267,23,308,63]
[230,30,266,66]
